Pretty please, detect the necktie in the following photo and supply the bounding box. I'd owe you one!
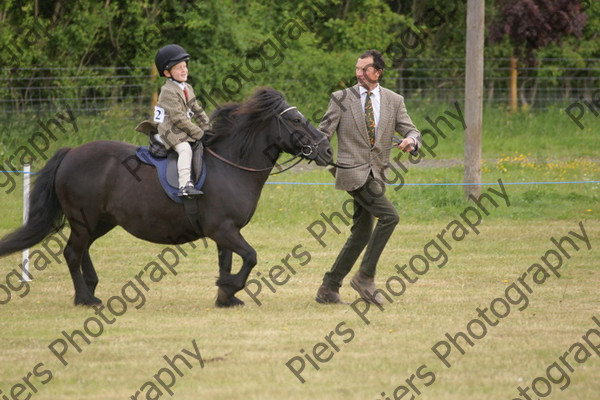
[183,87,189,102]
[365,91,375,147]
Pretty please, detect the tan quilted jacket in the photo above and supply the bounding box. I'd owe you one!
[155,79,212,149]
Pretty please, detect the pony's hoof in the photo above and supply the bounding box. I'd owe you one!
[215,296,245,308]
[215,288,245,308]
[74,296,102,306]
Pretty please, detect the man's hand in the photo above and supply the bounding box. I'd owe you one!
[392,136,418,156]
[396,137,416,152]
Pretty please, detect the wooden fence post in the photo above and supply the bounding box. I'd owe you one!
[464,0,485,198]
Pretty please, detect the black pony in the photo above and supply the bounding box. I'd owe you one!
[0,88,333,307]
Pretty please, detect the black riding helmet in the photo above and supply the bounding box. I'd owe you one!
[155,44,190,77]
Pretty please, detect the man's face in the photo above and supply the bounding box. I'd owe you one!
[165,61,188,82]
[355,56,381,90]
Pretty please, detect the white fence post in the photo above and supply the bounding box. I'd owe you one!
[21,164,32,282]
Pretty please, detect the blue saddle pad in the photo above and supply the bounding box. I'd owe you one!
[136,146,206,204]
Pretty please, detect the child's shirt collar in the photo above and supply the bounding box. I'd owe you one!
[168,78,187,91]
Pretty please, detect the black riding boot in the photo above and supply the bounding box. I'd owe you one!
[178,181,203,197]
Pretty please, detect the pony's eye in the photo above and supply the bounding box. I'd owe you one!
[293,118,301,123]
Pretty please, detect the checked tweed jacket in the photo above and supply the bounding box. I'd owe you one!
[319,84,421,192]
[156,79,211,149]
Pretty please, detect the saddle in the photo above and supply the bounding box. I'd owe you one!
[136,143,205,199]
[134,120,206,204]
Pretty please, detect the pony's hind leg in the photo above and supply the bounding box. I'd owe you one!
[81,250,98,295]
[81,223,115,296]
[64,231,101,306]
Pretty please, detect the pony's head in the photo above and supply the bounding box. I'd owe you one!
[209,88,333,167]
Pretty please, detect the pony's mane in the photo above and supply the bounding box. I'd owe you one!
[207,87,285,148]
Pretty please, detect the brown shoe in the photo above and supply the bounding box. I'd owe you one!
[315,284,344,304]
[350,271,385,305]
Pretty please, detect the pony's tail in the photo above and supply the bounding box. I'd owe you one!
[0,147,71,256]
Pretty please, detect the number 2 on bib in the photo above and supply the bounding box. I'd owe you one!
[153,106,165,123]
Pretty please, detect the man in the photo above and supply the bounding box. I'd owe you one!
[315,49,421,305]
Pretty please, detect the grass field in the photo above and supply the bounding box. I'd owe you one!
[0,104,599,399]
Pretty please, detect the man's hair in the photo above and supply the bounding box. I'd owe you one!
[359,49,385,71]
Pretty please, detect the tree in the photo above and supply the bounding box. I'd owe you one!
[489,0,588,112]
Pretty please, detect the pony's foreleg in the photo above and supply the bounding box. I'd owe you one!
[64,233,101,306]
[217,244,233,275]
[214,233,257,307]
[216,245,245,306]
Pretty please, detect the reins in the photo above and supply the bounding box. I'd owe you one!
[328,136,418,169]
[205,105,418,174]
[204,147,273,172]
[327,147,394,170]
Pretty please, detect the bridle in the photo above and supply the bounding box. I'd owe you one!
[272,106,329,169]
[205,104,328,175]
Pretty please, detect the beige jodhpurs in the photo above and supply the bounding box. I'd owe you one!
[173,141,193,188]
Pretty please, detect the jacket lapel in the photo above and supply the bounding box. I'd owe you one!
[167,79,186,103]
[378,88,393,145]
[350,85,370,146]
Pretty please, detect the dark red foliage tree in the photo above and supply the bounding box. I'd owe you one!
[488,0,587,111]
[489,0,588,64]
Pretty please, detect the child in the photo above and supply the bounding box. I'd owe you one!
[153,44,211,197]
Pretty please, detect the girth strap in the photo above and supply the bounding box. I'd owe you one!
[182,197,204,236]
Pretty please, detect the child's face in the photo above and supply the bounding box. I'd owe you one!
[165,61,188,82]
